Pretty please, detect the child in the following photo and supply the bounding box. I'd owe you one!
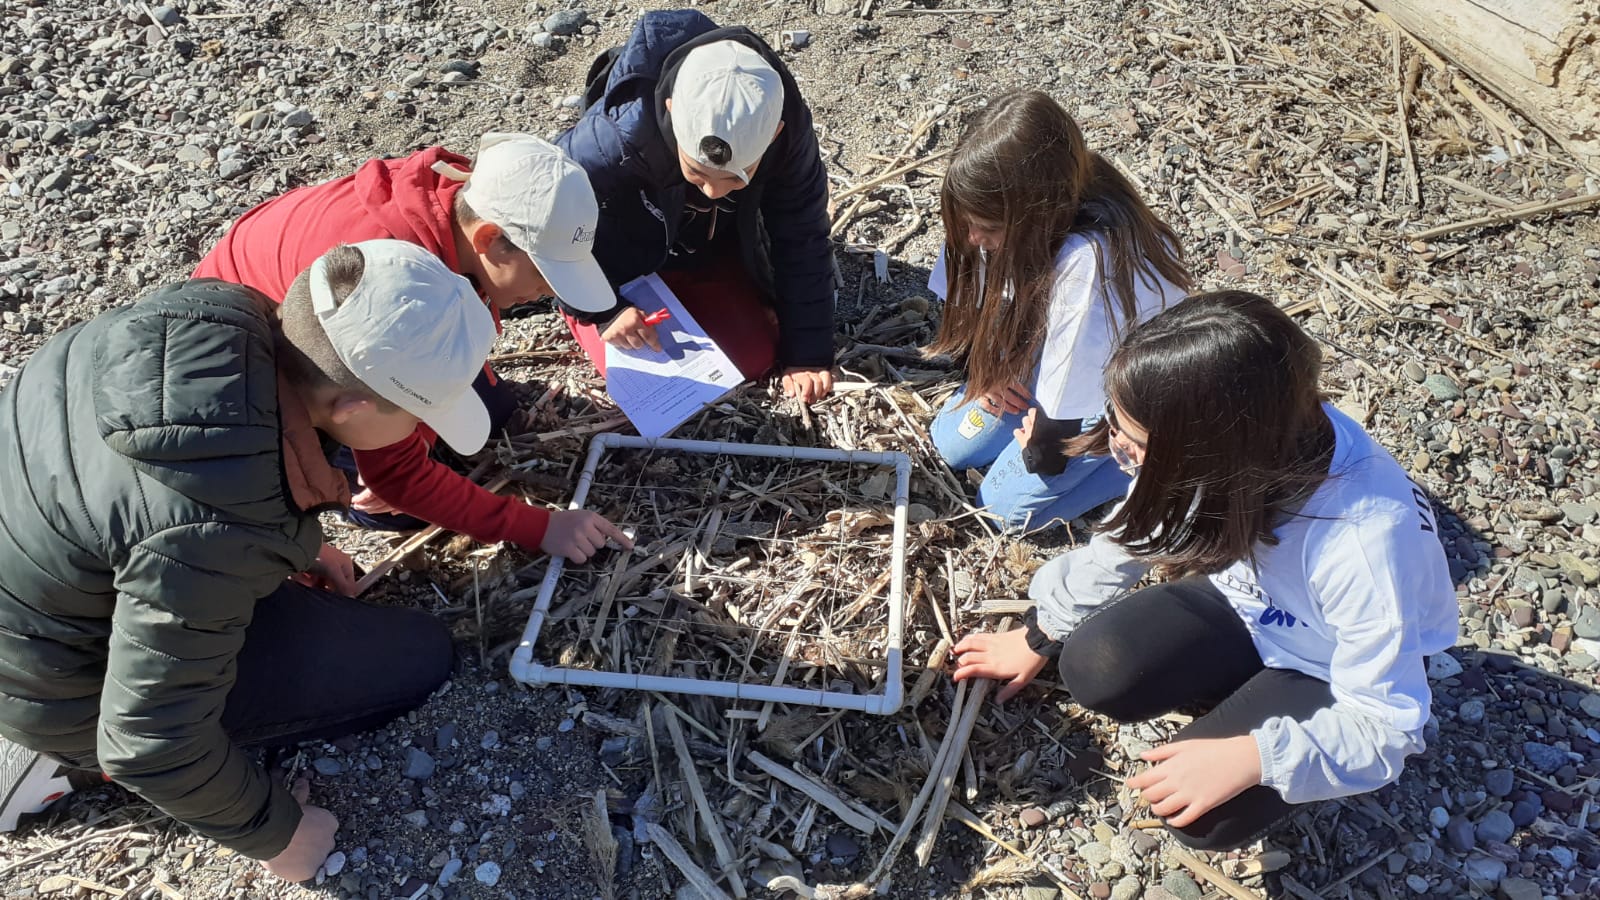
[926,90,1191,530]
[556,9,836,404]
[195,134,624,562]
[951,291,1457,850]
[0,241,544,880]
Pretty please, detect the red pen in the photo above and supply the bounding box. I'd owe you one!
[642,309,672,326]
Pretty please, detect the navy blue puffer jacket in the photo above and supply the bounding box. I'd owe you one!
[555,9,835,369]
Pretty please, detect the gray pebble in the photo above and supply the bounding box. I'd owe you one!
[402,809,429,828]
[312,757,344,776]
[1509,797,1541,827]
[403,747,436,780]
[1521,740,1566,774]
[1445,815,1476,852]
[1402,360,1426,383]
[1461,855,1505,886]
[1564,501,1598,525]
[531,31,555,49]
[282,108,313,129]
[1573,606,1600,640]
[825,831,859,863]
[217,157,251,180]
[1458,698,1485,725]
[1427,805,1450,829]
[1404,874,1429,893]
[1422,373,1464,402]
[1160,871,1202,900]
[1474,809,1514,844]
[473,861,502,886]
[435,722,456,751]
[323,850,346,876]
[149,5,182,26]
[543,10,588,36]
[480,730,499,750]
[1484,767,1515,798]
[38,275,76,297]
[437,858,462,886]
[1579,693,1600,718]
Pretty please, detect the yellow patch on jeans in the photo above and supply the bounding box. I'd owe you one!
[957,407,986,439]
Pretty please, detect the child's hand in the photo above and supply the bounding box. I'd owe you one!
[951,627,1050,702]
[262,780,339,883]
[351,483,397,516]
[600,307,662,353]
[1013,407,1038,449]
[781,367,834,404]
[979,383,1032,416]
[292,543,358,595]
[542,510,634,563]
[1128,735,1263,827]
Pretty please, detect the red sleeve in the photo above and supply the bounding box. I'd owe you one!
[351,428,550,551]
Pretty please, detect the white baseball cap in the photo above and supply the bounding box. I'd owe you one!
[669,41,785,184]
[311,239,498,455]
[439,133,614,313]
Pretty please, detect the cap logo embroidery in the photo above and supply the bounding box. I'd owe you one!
[389,376,432,406]
[571,225,595,245]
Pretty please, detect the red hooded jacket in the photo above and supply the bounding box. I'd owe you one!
[194,148,550,551]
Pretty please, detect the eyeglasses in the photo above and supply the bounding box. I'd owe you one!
[1105,408,1146,475]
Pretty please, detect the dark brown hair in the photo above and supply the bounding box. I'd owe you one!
[927,90,1191,399]
[276,244,398,411]
[1069,290,1334,577]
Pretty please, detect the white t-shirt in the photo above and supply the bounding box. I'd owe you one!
[1029,406,1458,803]
[928,235,1184,420]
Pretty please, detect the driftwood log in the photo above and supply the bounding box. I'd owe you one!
[1364,0,1599,170]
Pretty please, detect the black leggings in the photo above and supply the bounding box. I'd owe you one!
[1057,577,1334,851]
[56,581,453,768]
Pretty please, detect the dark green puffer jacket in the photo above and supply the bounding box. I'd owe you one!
[0,279,346,858]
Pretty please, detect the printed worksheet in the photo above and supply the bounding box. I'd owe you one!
[604,275,741,438]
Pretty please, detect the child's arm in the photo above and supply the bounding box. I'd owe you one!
[352,428,549,550]
[1253,519,1442,803]
[1027,524,1148,641]
[757,107,835,373]
[100,525,311,859]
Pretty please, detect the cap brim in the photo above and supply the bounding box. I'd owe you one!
[534,253,616,313]
[421,389,493,456]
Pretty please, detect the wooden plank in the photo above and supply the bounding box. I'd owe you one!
[1364,0,1599,169]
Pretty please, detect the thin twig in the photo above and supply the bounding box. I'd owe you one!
[0,822,150,877]
[1410,190,1600,241]
[665,712,746,897]
[1166,846,1267,900]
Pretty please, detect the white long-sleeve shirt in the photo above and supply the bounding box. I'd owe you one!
[1030,406,1458,803]
[928,235,1183,420]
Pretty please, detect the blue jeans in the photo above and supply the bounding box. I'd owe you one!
[929,389,1130,531]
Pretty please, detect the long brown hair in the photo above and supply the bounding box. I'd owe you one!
[927,90,1191,399]
[1068,291,1335,577]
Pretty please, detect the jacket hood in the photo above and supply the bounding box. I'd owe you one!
[92,280,347,521]
[351,146,466,270]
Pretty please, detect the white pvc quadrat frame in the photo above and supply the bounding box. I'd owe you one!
[509,433,912,715]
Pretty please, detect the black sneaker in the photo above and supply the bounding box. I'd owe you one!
[1,739,75,832]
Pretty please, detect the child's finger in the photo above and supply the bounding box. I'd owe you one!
[995,676,1028,703]
[291,778,311,804]
[596,517,634,550]
[641,325,662,353]
[1140,743,1181,762]
[951,634,986,655]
